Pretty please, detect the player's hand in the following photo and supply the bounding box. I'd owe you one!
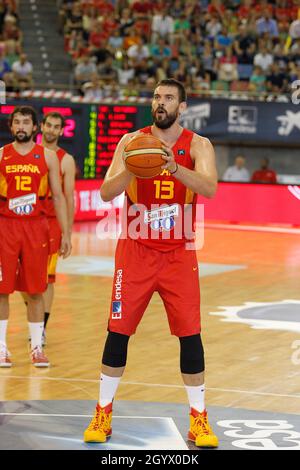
[160,141,178,174]
[59,234,72,259]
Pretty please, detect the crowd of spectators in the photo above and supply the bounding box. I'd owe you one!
[58,0,300,100]
[0,0,34,92]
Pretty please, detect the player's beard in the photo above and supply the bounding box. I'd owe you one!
[13,130,34,143]
[152,106,178,129]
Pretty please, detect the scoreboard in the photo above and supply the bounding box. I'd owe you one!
[84,104,139,179]
[0,101,151,179]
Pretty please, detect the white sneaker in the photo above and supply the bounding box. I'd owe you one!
[0,343,12,368]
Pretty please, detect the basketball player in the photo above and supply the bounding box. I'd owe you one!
[84,79,219,447]
[40,112,76,342]
[0,106,71,368]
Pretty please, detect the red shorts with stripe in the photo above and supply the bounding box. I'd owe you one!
[108,238,201,337]
[47,217,61,283]
[0,217,49,294]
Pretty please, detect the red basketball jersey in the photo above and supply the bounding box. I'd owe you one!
[0,143,48,218]
[45,147,66,218]
[123,126,197,252]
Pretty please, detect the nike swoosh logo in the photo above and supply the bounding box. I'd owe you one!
[4,156,13,160]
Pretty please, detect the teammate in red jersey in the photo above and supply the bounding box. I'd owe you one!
[40,112,76,342]
[84,79,219,447]
[0,106,71,368]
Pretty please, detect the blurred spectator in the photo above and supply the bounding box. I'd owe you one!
[233,24,256,64]
[74,55,97,87]
[151,8,174,43]
[251,158,277,183]
[254,44,274,72]
[4,39,20,67]
[119,8,135,37]
[217,46,238,82]
[108,29,124,51]
[64,2,83,34]
[127,36,150,65]
[2,15,21,45]
[98,56,118,83]
[0,44,11,81]
[117,58,135,85]
[12,53,33,90]
[150,38,172,60]
[206,15,222,39]
[223,155,250,182]
[132,0,153,18]
[89,18,108,50]
[82,77,104,102]
[266,62,288,93]
[256,9,279,37]
[250,65,266,92]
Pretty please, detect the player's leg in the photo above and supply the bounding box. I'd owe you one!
[20,218,50,366]
[44,217,61,337]
[0,218,21,367]
[158,246,218,447]
[0,294,11,367]
[26,292,49,366]
[84,239,158,443]
[84,331,130,443]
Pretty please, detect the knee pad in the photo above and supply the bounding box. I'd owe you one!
[179,334,205,374]
[102,331,130,368]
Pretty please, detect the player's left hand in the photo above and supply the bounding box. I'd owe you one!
[160,142,178,173]
[59,234,72,259]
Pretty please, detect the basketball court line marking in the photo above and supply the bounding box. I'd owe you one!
[0,414,188,449]
[206,223,300,235]
[1,375,300,399]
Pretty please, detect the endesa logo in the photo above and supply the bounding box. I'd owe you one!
[114,269,123,300]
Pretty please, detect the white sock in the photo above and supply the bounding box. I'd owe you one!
[0,320,8,345]
[28,322,44,350]
[99,373,121,408]
[185,384,205,413]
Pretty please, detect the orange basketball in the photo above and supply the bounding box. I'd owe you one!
[123,133,167,178]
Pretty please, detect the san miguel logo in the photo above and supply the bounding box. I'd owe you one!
[210,300,300,333]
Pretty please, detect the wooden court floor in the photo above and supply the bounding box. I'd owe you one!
[1,222,300,415]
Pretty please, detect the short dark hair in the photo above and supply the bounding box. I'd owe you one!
[9,106,38,127]
[42,112,66,128]
[155,78,187,103]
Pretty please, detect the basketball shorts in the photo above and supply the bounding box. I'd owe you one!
[0,216,49,294]
[47,217,61,283]
[108,238,201,337]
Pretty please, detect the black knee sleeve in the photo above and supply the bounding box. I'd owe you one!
[102,331,130,368]
[179,334,205,374]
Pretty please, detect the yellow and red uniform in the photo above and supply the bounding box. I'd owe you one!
[45,147,66,283]
[0,143,49,294]
[108,127,201,337]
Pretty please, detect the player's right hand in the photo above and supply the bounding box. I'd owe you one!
[59,234,72,259]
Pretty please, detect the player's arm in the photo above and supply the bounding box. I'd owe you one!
[162,135,218,198]
[100,132,138,202]
[45,149,71,258]
[61,153,76,234]
[0,147,3,161]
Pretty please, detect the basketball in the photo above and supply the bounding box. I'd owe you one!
[123,134,167,178]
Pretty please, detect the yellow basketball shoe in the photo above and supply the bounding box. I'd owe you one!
[84,402,112,443]
[188,408,219,448]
